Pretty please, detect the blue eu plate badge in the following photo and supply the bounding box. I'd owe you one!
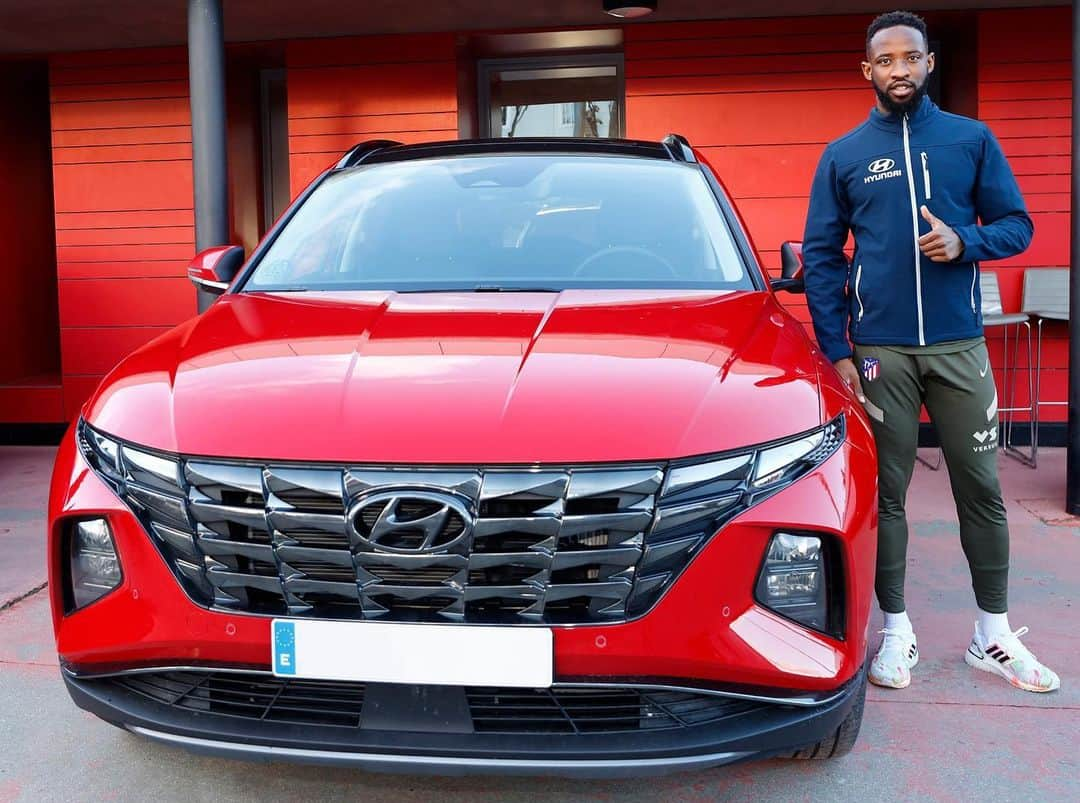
[273,620,296,675]
[862,357,880,383]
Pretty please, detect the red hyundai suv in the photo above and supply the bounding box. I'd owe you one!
[49,136,877,776]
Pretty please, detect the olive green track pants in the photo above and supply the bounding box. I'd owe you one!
[853,341,1009,614]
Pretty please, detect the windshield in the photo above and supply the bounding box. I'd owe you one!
[242,154,754,292]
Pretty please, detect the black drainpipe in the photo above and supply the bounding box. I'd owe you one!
[187,0,229,313]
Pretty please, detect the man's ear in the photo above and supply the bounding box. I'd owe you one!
[927,52,936,74]
[861,61,873,81]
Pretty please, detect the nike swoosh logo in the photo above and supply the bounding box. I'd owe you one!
[979,358,990,378]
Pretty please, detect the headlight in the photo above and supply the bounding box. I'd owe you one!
[625,416,845,615]
[66,518,122,611]
[75,420,199,609]
[751,417,844,491]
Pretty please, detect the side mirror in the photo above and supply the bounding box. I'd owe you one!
[770,241,805,293]
[188,245,245,295]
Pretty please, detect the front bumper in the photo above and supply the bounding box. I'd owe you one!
[64,665,866,777]
[50,427,877,694]
[51,412,877,775]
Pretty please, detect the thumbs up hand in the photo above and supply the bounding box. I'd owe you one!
[918,205,964,262]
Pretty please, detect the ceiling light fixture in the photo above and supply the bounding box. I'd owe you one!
[603,1,657,19]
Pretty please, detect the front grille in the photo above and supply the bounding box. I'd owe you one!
[116,670,366,728]
[89,444,755,624]
[109,671,766,734]
[79,418,849,624]
[466,687,762,734]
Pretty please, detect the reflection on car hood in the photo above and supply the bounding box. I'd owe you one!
[85,289,824,463]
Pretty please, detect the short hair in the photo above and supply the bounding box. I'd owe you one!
[866,11,929,56]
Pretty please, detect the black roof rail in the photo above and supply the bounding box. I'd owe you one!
[662,133,696,163]
[335,139,403,169]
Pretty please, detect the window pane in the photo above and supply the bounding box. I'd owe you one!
[486,62,621,138]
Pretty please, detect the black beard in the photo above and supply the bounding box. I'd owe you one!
[874,81,928,117]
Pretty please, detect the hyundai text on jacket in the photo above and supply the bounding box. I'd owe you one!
[802,97,1033,364]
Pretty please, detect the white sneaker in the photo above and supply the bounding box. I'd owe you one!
[868,628,919,689]
[965,626,1060,693]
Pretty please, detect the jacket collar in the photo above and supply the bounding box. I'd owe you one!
[868,96,938,131]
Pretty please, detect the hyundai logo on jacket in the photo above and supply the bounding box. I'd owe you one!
[802,97,1033,364]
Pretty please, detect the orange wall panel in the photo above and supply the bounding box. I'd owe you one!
[48,48,196,420]
[285,32,458,195]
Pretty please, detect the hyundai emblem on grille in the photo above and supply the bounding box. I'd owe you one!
[348,490,474,553]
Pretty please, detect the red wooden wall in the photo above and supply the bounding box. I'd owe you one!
[979,6,1071,422]
[285,33,458,196]
[49,48,197,420]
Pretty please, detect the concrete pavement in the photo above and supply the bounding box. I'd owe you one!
[1,446,1077,801]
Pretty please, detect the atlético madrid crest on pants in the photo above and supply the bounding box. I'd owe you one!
[862,357,880,382]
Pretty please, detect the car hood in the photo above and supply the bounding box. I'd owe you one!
[85,289,824,464]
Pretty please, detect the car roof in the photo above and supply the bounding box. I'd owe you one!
[334,135,696,170]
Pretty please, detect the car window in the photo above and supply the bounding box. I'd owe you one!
[243,154,754,292]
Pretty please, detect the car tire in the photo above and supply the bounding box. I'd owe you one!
[788,672,866,760]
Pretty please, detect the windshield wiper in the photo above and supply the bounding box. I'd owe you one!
[392,286,562,294]
[470,285,561,293]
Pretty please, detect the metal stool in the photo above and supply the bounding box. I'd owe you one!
[1022,268,1070,469]
[917,271,1033,471]
[982,271,1035,467]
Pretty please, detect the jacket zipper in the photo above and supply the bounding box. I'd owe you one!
[903,115,926,345]
[970,264,977,316]
[854,263,865,323]
[921,151,931,200]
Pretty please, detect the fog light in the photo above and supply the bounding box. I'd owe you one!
[69,519,122,610]
[755,533,828,633]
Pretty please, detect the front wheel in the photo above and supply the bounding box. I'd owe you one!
[789,672,866,759]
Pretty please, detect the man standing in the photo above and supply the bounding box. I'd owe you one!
[803,10,1059,692]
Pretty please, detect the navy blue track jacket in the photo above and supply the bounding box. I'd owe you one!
[802,97,1033,363]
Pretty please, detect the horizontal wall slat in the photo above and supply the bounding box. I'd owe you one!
[51,96,191,130]
[57,243,194,263]
[288,111,458,139]
[56,209,194,230]
[58,278,195,328]
[53,160,194,213]
[58,260,190,281]
[52,142,193,165]
[51,80,189,103]
[55,226,194,247]
[53,125,192,147]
